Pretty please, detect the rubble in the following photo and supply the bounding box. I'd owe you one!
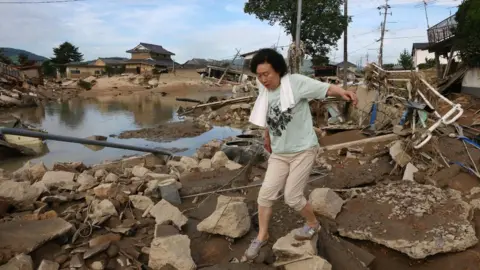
[0,254,33,270]
[309,188,345,220]
[149,199,188,229]
[273,228,318,266]
[36,171,78,191]
[197,195,251,238]
[284,256,332,270]
[148,235,196,270]
[337,181,478,259]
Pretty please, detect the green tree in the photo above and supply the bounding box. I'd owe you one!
[311,55,330,66]
[244,0,349,68]
[417,58,436,70]
[42,60,57,77]
[382,63,395,70]
[51,42,84,73]
[18,53,29,66]
[398,49,413,70]
[455,0,480,67]
[0,48,12,65]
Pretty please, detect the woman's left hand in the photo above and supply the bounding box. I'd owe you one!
[340,90,358,106]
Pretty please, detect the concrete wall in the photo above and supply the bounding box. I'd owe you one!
[22,68,40,79]
[66,66,104,79]
[413,49,448,68]
[462,68,480,98]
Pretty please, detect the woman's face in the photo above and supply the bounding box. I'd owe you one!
[256,62,280,90]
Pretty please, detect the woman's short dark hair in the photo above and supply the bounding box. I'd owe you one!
[250,48,288,77]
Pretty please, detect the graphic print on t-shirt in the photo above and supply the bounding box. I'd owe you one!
[267,106,293,137]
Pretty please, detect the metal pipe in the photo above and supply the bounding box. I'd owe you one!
[0,128,173,157]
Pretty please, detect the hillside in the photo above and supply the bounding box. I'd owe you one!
[0,47,49,64]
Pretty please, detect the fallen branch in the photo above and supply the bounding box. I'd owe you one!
[176,98,202,104]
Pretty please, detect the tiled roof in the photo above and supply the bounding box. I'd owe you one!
[126,43,175,56]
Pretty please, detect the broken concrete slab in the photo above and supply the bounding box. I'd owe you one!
[284,256,332,270]
[337,181,478,259]
[36,171,78,191]
[129,195,154,211]
[0,218,73,263]
[94,169,107,179]
[84,241,110,259]
[273,229,318,266]
[93,183,117,198]
[389,140,412,167]
[149,235,196,270]
[0,254,33,270]
[38,259,60,270]
[0,180,43,210]
[149,199,188,229]
[403,163,419,182]
[197,195,250,238]
[309,188,344,220]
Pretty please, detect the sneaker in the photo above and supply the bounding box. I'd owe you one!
[244,238,268,260]
[294,223,320,241]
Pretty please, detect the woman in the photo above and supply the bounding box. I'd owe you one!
[245,48,358,260]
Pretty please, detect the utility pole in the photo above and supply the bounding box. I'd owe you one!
[293,0,303,74]
[343,0,348,88]
[295,0,302,49]
[377,0,391,66]
[423,0,430,28]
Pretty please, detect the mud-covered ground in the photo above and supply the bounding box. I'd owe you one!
[117,121,211,142]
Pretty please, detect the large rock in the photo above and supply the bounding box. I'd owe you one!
[309,188,345,219]
[132,165,151,177]
[129,195,154,211]
[149,200,188,229]
[197,195,250,238]
[89,199,118,221]
[180,156,199,171]
[0,218,73,264]
[211,151,229,169]
[0,254,33,270]
[148,235,196,270]
[29,162,48,181]
[273,229,318,266]
[36,171,78,191]
[104,173,119,183]
[0,181,43,210]
[77,173,98,192]
[198,159,212,171]
[93,183,116,198]
[38,259,60,270]
[337,181,478,259]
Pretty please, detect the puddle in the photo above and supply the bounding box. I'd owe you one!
[1,92,242,171]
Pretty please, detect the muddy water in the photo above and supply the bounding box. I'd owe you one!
[1,92,242,171]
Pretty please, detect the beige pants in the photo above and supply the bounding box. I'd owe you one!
[257,146,318,212]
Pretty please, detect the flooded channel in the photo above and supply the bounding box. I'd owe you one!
[1,92,242,171]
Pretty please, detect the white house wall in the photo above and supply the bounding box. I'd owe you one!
[413,49,448,69]
[462,68,480,98]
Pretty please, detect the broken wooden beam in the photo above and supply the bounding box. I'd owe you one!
[322,134,399,151]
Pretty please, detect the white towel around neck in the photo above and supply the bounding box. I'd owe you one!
[249,74,295,127]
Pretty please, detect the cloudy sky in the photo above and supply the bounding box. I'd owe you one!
[0,0,461,65]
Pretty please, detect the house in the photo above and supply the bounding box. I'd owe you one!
[181,58,210,69]
[240,50,260,70]
[12,63,43,85]
[411,43,447,70]
[125,42,176,74]
[65,57,128,79]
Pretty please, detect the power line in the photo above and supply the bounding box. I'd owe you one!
[0,0,83,3]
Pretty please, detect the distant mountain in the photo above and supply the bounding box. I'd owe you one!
[0,47,49,64]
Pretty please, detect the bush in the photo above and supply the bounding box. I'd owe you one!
[77,80,92,90]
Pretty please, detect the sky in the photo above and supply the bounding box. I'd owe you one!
[0,0,461,66]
